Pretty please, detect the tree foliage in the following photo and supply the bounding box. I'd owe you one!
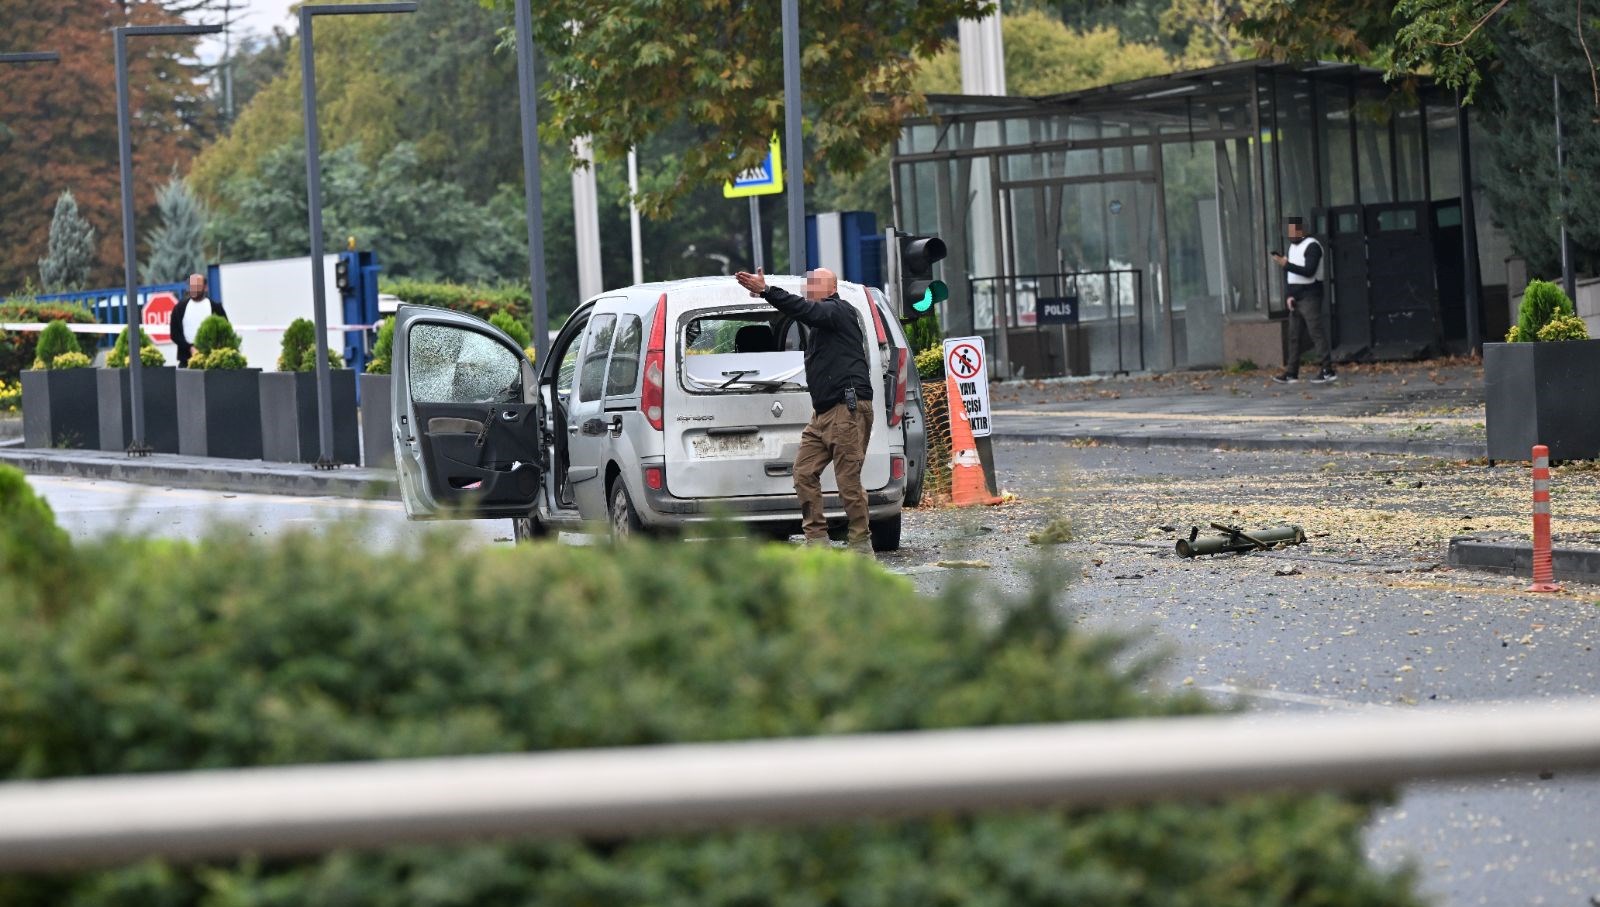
[1159,0,1277,64]
[0,469,1426,907]
[917,10,1178,96]
[37,190,97,293]
[140,174,208,285]
[0,0,215,293]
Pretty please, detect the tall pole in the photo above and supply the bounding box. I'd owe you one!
[748,196,764,272]
[513,0,549,361]
[298,4,416,468]
[781,0,805,274]
[1554,75,1575,300]
[113,25,219,456]
[1456,89,1483,354]
[628,148,645,284]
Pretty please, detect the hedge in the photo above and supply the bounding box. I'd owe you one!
[384,278,530,324]
[0,301,98,382]
[0,465,1422,907]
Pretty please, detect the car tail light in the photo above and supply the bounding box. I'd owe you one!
[888,348,908,427]
[641,293,667,431]
[643,464,664,491]
[890,455,905,481]
[868,298,887,345]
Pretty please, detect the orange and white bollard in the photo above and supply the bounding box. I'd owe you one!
[1528,444,1562,593]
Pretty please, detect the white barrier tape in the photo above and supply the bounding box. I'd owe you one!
[1,323,378,335]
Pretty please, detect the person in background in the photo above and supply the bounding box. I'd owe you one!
[1271,217,1335,384]
[733,266,876,553]
[171,273,229,367]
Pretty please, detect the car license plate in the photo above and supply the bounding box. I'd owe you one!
[692,434,760,458]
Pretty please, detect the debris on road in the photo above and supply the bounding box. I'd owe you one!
[1274,563,1303,576]
[1028,516,1074,545]
[936,560,992,569]
[1176,522,1307,558]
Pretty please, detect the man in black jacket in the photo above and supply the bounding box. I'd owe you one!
[733,267,876,552]
[170,273,231,367]
[1271,217,1335,383]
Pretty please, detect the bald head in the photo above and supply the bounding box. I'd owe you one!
[804,268,837,301]
[187,273,207,300]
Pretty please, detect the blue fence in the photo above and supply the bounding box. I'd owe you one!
[2,282,190,348]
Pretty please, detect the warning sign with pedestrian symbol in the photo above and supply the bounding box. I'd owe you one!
[723,136,785,199]
[942,336,992,437]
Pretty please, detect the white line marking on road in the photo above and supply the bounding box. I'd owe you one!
[1201,683,1388,712]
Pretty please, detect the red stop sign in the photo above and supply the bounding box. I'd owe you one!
[143,292,177,344]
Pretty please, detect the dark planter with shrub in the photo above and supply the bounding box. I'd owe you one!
[259,369,360,464]
[96,367,179,453]
[176,368,263,459]
[358,373,393,468]
[21,368,99,449]
[1484,339,1600,460]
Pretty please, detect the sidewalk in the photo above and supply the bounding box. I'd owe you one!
[0,446,395,500]
[989,359,1486,459]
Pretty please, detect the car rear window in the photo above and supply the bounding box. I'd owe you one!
[679,310,806,394]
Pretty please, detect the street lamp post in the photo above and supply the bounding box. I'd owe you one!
[513,0,550,362]
[781,0,805,274]
[298,3,417,468]
[115,24,221,455]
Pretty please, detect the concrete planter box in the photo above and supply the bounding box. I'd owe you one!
[259,370,359,464]
[20,368,99,449]
[1484,339,1600,461]
[358,373,394,468]
[96,367,179,453]
[176,368,263,460]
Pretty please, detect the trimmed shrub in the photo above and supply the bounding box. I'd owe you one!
[365,317,395,374]
[1509,279,1577,342]
[30,320,78,370]
[0,378,19,412]
[489,310,532,349]
[0,301,97,381]
[1536,312,1590,341]
[191,347,248,370]
[0,465,77,615]
[106,327,166,368]
[47,351,92,370]
[193,314,241,356]
[277,317,317,371]
[0,469,1424,906]
[385,277,530,324]
[904,311,943,354]
[915,344,945,381]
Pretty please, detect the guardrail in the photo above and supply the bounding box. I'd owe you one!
[1,698,1597,871]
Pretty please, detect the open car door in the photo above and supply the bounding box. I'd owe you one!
[390,305,542,520]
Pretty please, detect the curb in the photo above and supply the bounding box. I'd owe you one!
[993,430,1481,460]
[0,448,396,501]
[1447,537,1600,586]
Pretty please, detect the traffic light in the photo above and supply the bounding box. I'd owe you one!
[897,231,948,315]
[335,256,351,293]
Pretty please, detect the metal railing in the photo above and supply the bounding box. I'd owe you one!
[0,282,188,348]
[1,698,1597,870]
[969,270,1145,377]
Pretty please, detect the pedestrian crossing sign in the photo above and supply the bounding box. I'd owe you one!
[723,136,784,198]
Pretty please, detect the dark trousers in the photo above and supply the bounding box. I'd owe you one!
[1286,284,1332,376]
[794,402,873,542]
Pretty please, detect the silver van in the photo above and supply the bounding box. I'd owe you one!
[389,275,911,550]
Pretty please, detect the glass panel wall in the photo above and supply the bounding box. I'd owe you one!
[1427,99,1461,200]
[1394,105,1426,201]
[1275,73,1319,225]
[1356,91,1395,204]
[1318,81,1356,207]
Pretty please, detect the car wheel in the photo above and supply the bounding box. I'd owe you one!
[511,514,552,544]
[869,513,902,552]
[609,481,643,540]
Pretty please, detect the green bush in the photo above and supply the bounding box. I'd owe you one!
[277,317,316,371]
[0,378,19,412]
[190,347,248,370]
[489,310,532,349]
[193,314,241,356]
[0,469,1423,907]
[1535,312,1590,341]
[1510,279,1577,342]
[47,351,92,370]
[0,301,97,381]
[385,278,531,324]
[915,344,945,381]
[0,466,77,614]
[365,316,395,374]
[30,320,78,370]
[904,311,943,354]
[105,326,166,368]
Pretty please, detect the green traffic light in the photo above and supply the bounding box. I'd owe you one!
[911,280,948,314]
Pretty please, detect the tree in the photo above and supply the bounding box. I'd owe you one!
[0,0,215,294]
[1160,0,1277,64]
[917,11,1177,96]
[140,174,208,284]
[37,190,96,292]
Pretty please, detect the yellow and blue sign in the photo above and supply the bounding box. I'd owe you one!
[723,136,784,199]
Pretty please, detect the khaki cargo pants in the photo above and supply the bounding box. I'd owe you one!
[794,402,874,544]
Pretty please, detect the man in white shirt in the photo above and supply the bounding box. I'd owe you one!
[1271,217,1335,384]
[170,273,230,367]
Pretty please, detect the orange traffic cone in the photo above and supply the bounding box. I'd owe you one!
[947,374,1002,507]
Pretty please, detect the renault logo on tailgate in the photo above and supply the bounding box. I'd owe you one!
[770,401,784,418]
